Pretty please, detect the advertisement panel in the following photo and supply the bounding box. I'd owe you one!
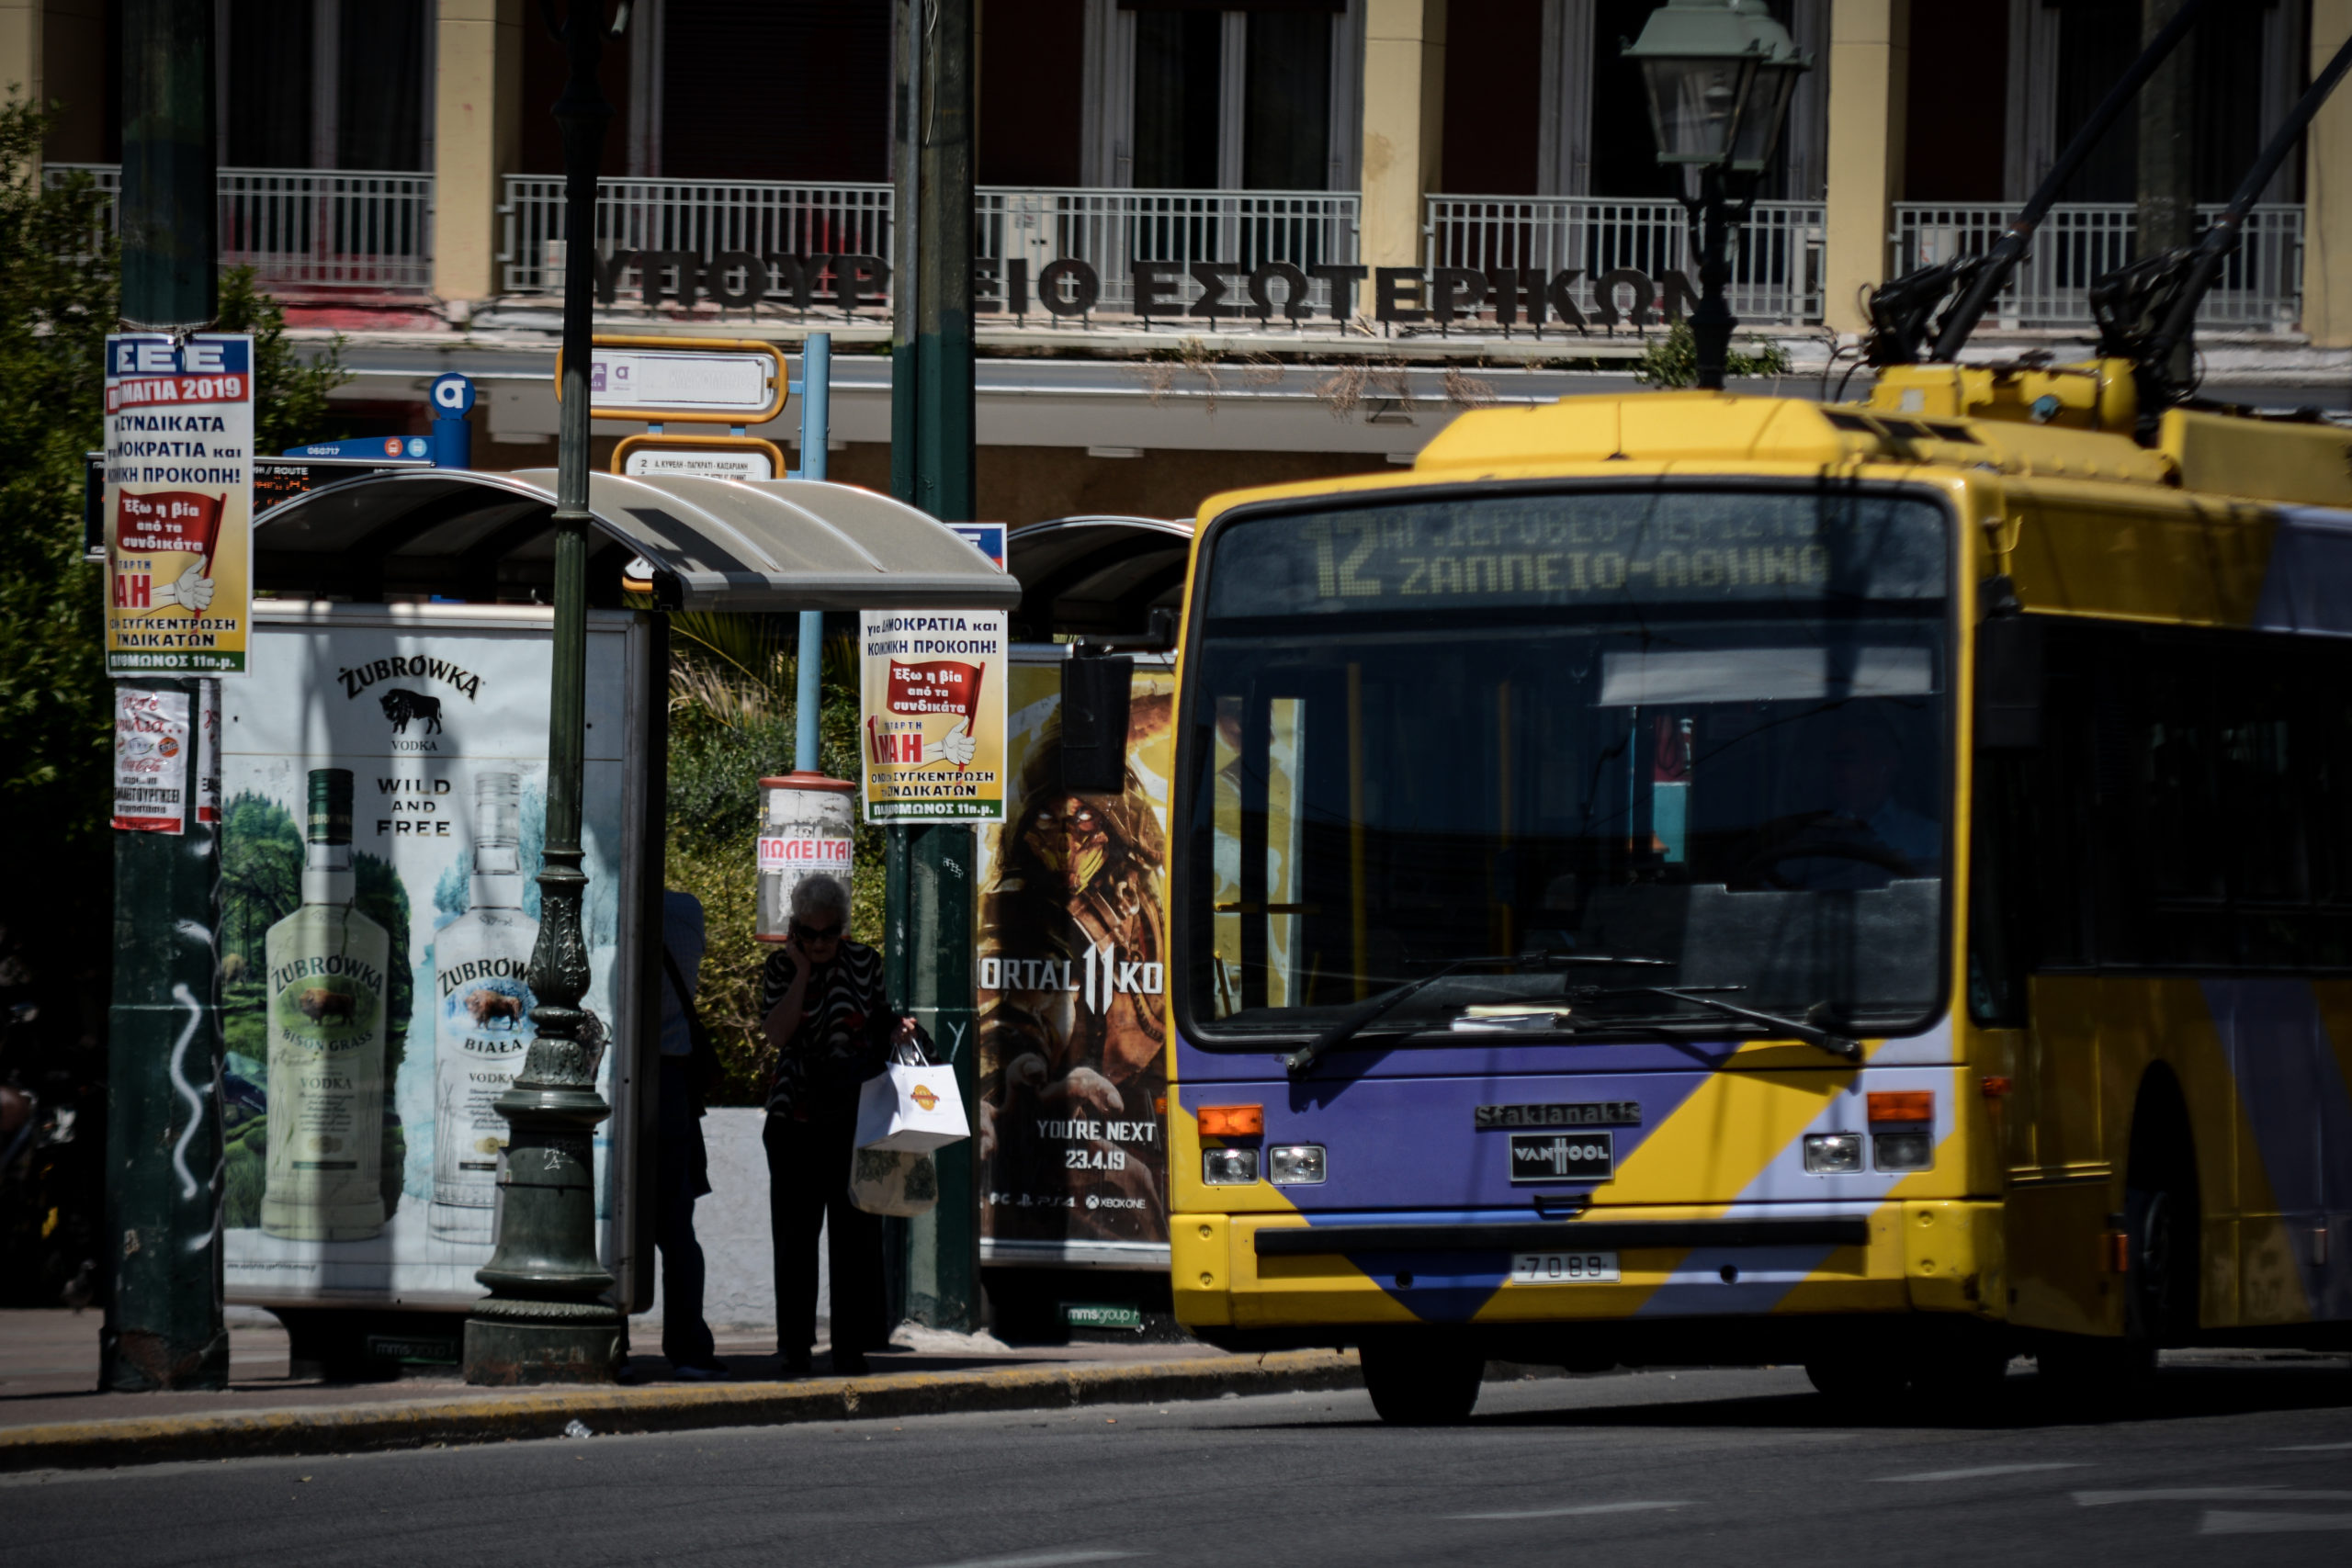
[976,659,1176,1267]
[218,604,648,1305]
[103,333,254,677]
[858,609,1010,823]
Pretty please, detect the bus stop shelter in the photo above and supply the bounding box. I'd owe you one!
[225,469,1018,1369]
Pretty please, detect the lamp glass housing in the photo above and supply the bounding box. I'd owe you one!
[1639,54,1757,164]
[1725,59,1803,172]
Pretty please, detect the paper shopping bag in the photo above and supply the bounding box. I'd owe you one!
[854,1061,971,1152]
[848,1145,939,1217]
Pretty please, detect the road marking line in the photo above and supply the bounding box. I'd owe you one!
[1450,1502,1693,1520]
[2270,1442,2352,1452]
[2076,1489,2352,1506]
[907,1553,1144,1568]
[2201,1511,2352,1535]
[1874,1463,2086,1483]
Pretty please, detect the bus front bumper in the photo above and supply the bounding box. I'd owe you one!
[1171,1201,2004,1332]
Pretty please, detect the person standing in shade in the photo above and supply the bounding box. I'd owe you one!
[761,874,918,1376]
[654,888,723,1379]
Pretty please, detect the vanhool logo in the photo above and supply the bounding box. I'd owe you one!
[1507,1130,1614,1182]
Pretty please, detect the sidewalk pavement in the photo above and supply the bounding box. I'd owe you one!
[0,1311,1361,1472]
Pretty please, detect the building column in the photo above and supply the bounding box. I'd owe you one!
[0,0,40,169]
[1822,0,1908,335]
[434,0,525,310]
[1360,0,1443,276]
[2306,0,2352,346]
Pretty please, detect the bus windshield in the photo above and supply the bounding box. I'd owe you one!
[1180,485,1952,1043]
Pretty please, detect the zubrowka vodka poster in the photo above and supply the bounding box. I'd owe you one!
[219,604,647,1304]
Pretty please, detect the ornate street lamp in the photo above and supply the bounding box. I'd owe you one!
[462,0,631,1386]
[1623,0,1807,389]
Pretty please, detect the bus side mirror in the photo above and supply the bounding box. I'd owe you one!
[1061,647,1133,793]
[1975,615,2042,750]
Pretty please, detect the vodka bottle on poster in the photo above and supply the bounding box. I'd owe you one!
[429,772,539,1243]
[260,769,390,1240]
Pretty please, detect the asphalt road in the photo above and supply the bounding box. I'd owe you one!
[7,1353,2350,1568]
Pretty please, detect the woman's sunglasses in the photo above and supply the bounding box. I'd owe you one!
[792,921,843,942]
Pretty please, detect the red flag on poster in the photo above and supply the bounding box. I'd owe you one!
[115,490,227,572]
[876,659,986,772]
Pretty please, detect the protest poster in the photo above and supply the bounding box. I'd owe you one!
[858,610,1009,823]
[104,334,255,677]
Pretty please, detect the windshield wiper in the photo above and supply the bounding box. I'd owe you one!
[1590,986,1861,1063]
[1283,953,1668,1077]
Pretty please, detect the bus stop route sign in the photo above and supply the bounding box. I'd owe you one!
[556,334,790,425]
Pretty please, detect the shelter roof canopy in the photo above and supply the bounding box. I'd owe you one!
[252,468,1020,611]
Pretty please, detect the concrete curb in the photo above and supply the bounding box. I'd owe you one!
[0,1351,1362,1473]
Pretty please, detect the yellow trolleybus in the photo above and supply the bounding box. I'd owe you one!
[1161,362,2352,1420]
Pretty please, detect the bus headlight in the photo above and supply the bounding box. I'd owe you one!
[1203,1147,1260,1184]
[1267,1145,1327,1185]
[1872,1131,1933,1172]
[1803,1133,1864,1173]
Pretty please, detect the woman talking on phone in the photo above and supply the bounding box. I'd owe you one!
[760,874,919,1377]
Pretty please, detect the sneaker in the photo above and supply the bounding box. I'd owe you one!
[779,1351,813,1379]
[672,1360,728,1382]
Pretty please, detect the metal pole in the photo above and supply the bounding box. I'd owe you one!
[463,0,623,1386]
[1688,168,1735,393]
[1928,0,2213,362]
[889,0,981,1333]
[2138,25,2352,408]
[103,0,227,1394]
[794,333,831,775]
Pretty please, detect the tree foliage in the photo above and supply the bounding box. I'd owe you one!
[664,615,880,1105]
[1633,320,1794,388]
[0,96,349,1048]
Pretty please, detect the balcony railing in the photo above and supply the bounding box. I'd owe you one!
[499,175,1362,320]
[1426,196,1827,327]
[44,164,435,295]
[1892,203,2303,332]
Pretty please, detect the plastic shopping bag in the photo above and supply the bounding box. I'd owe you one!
[848,1145,939,1218]
[854,1057,971,1152]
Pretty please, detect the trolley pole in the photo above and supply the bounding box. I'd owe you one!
[462,0,624,1385]
[889,0,982,1333]
[102,0,228,1394]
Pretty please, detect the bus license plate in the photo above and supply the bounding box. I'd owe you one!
[1510,1250,1621,1284]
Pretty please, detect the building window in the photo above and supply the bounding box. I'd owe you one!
[1243,10,1332,189]
[1133,8,1226,187]
[222,1,431,172]
[655,0,891,181]
[1111,2,1346,190]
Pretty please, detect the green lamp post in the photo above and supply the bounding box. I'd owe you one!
[1623,0,1808,389]
[461,0,630,1386]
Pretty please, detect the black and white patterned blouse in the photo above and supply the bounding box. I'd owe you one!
[760,940,893,1117]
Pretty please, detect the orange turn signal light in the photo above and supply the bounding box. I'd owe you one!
[1867,1090,1934,1124]
[1198,1104,1264,1137]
